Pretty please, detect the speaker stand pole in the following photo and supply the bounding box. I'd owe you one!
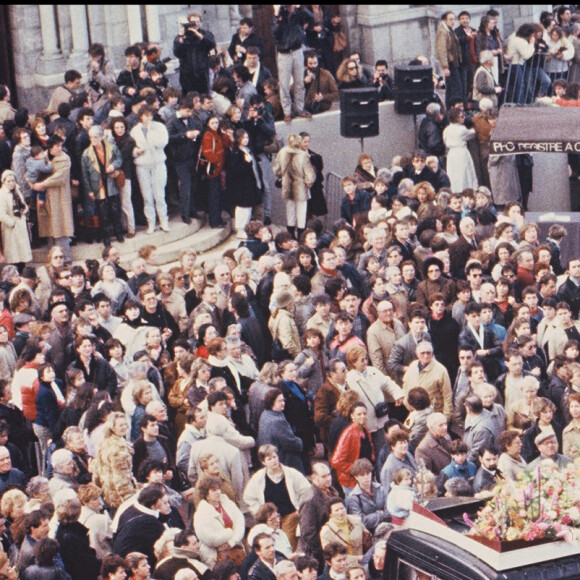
[360,137,365,154]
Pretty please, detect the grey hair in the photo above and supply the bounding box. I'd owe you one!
[51,448,73,472]
[88,125,104,137]
[128,362,149,380]
[1,265,18,282]
[385,266,401,281]
[26,476,50,497]
[369,227,387,242]
[479,97,494,112]
[426,412,447,429]
[275,560,297,578]
[479,50,494,64]
[426,102,441,117]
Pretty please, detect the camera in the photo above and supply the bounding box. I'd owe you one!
[380,72,388,80]
[254,104,265,116]
[89,79,103,96]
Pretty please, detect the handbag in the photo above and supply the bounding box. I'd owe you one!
[216,543,246,567]
[362,528,374,553]
[112,169,126,188]
[271,338,292,362]
[197,134,215,179]
[355,377,390,419]
[333,31,347,53]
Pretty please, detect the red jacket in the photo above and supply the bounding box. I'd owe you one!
[331,423,375,488]
[201,128,229,178]
[21,367,39,421]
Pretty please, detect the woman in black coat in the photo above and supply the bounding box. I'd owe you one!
[226,129,263,239]
[109,116,137,238]
[55,498,101,580]
[278,360,315,475]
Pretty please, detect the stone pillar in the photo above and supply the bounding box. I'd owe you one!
[38,6,60,59]
[127,5,143,45]
[145,5,160,43]
[68,5,90,70]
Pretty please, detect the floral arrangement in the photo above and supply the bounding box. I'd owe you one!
[465,459,580,542]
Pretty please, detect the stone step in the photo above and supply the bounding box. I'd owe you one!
[119,219,233,269]
[30,214,232,268]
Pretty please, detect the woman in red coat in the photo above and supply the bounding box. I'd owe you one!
[201,115,229,228]
[331,401,374,496]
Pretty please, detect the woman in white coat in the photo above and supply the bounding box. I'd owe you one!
[443,108,478,193]
[130,104,170,234]
[0,170,32,267]
[193,475,245,567]
[345,345,404,454]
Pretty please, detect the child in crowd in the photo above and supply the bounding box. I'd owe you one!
[368,194,389,224]
[386,467,416,525]
[25,145,53,210]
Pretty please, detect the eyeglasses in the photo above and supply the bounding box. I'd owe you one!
[418,351,433,356]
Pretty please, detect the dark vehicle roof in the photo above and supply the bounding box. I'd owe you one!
[386,529,580,580]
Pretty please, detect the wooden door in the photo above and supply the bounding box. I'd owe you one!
[251,5,278,78]
[0,6,16,107]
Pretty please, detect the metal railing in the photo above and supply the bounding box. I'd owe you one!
[503,52,568,106]
[325,171,345,223]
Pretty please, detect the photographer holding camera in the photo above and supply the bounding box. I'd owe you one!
[86,43,116,114]
[373,60,394,102]
[173,12,216,95]
[244,95,276,225]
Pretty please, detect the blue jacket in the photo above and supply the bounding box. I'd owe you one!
[34,380,61,432]
[436,459,476,496]
[340,189,371,224]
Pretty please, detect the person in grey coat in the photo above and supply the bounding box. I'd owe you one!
[345,458,389,534]
[294,328,327,399]
[463,394,497,464]
[257,389,304,473]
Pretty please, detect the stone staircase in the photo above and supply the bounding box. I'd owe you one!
[30,214,233,270]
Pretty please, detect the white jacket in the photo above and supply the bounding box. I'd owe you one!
[130,121,169,168]
[194,495,245,565]
[346,367,404,432]
[243,465,311,516]
[206,411,255,450]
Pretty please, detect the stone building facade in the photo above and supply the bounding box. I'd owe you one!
[4,4,550,113]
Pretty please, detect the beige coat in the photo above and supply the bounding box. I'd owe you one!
[0,184,32,263]
[269,308,301,357]
[402,359,453,420]
[563,421,580,460]
[435,21,462,69]
[320,514,366,559]
[366,318,406,379]
[548,321,580,360]
[37,152,74,239]
[273,146,316,202]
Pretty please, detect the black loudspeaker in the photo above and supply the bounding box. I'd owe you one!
[340,87,379,138]
[394,65,434,114]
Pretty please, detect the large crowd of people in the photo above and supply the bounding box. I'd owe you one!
[0,5,579,580]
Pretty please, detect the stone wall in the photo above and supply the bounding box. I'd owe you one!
[9,5,241,112]
[268,102,417,225]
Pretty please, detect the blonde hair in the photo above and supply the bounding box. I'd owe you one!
[287,134,302,149]
[0,489,27,518]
